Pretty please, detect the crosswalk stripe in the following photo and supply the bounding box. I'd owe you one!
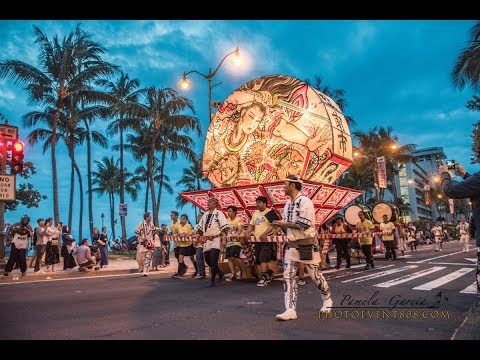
[341,265,418,283]
[327,265,394,280]
[413,268,474,291]
[373,266,445,288]
[413,251,465,263]
[460,282,479,294]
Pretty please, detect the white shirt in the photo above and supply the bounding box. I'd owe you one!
[282,194,316,241]
[194,209,228,237]
[135,220,155,242]
[457,222,469,235]
[431,226,442,237]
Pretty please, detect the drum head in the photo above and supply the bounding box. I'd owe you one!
[345,205,363,226]
[373,202,393,223]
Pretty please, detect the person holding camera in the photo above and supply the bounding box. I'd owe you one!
[439,161,480,250]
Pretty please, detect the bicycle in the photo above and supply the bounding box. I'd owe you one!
[109,238,132,255]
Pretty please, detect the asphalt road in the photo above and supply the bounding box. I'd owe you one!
[1,241,478,340]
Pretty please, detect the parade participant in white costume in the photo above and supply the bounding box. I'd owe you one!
[457,218,470,252]
[272,174,332,321]
[431,223,443,252]
[194,197,229,287]
[134,212,156,276]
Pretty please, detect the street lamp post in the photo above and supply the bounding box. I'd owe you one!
[178,47,240,123]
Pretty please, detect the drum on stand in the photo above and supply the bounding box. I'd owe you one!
[344,204,373,226]
[372,202,400,223]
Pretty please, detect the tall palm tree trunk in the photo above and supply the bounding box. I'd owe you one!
[144,181,149,213]
[68,143,75,230]
[52,106,60,224]
[119,123,126,241]
[109,191,116,240]
[147,147,158,227]
[73,160,84,241]
[155,148,167,217]
[85,121,94,238]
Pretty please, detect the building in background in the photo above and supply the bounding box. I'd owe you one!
[395,147,447,222]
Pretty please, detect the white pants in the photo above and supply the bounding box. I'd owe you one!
[460,235,470,252]
[435,237,442,251]
[283,248,330,310]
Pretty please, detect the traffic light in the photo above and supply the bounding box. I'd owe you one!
[9,140,24,174]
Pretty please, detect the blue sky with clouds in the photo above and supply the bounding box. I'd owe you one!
[0,20,477,240]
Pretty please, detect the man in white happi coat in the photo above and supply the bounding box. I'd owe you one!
[194,197,229,287]
[272,174,332,321]
[457,217,470,252]
[431,223,443,252]
[135,212,156,276]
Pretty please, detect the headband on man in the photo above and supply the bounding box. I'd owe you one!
[285,175,303,184]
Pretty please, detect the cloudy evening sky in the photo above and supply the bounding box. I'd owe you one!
[0,20,477,240]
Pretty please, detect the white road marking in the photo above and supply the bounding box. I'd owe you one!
[327,265,395,280]
[459,282,479,294]
[0,272,163,286]
[412,251,466,263]
[407,261,475,266]
[373,266,445,288]
[413,268,474,291]
[342,265,418,283]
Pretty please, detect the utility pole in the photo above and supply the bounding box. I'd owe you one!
[0,120,19,270]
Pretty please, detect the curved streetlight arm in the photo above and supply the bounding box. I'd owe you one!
[183,70,209,80]
[210,47,239,79]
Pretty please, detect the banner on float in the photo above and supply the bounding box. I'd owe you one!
[377,156,387,189]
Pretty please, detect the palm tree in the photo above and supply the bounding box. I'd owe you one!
[396,197,412,218]
[23,104,107,240]
[0,24,116,223]
[451,20,480,92]
[155,123,199,218]
[353,126,416,202]
[307,75,356,126]
[97,71,141,242]
[131,87,200,226]
[91,157,141,240]
[337,158,373,204]
[175,154,209,218]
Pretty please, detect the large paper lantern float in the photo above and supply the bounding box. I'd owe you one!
[181,74,362,226]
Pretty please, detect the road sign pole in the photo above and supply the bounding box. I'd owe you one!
[0,136,7,269]
[0,121,18,270]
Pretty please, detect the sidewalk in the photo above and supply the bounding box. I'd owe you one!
[1,255,180,281]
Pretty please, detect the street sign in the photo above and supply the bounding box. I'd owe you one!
[0,175,15,201]
[0,124,18,141]
[119,203,128,216]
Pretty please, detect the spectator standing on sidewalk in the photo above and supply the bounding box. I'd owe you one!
[61,225,77,270]
[4,215,33,277]
[33,219,47,272]
[99,227,109,267]
[159,224,170,266]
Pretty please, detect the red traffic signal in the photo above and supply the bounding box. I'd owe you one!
[10,140,24,174]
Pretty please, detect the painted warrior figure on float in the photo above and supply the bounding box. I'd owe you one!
[203,74,353,188]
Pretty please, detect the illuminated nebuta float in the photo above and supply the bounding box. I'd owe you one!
[181,74,362,226]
